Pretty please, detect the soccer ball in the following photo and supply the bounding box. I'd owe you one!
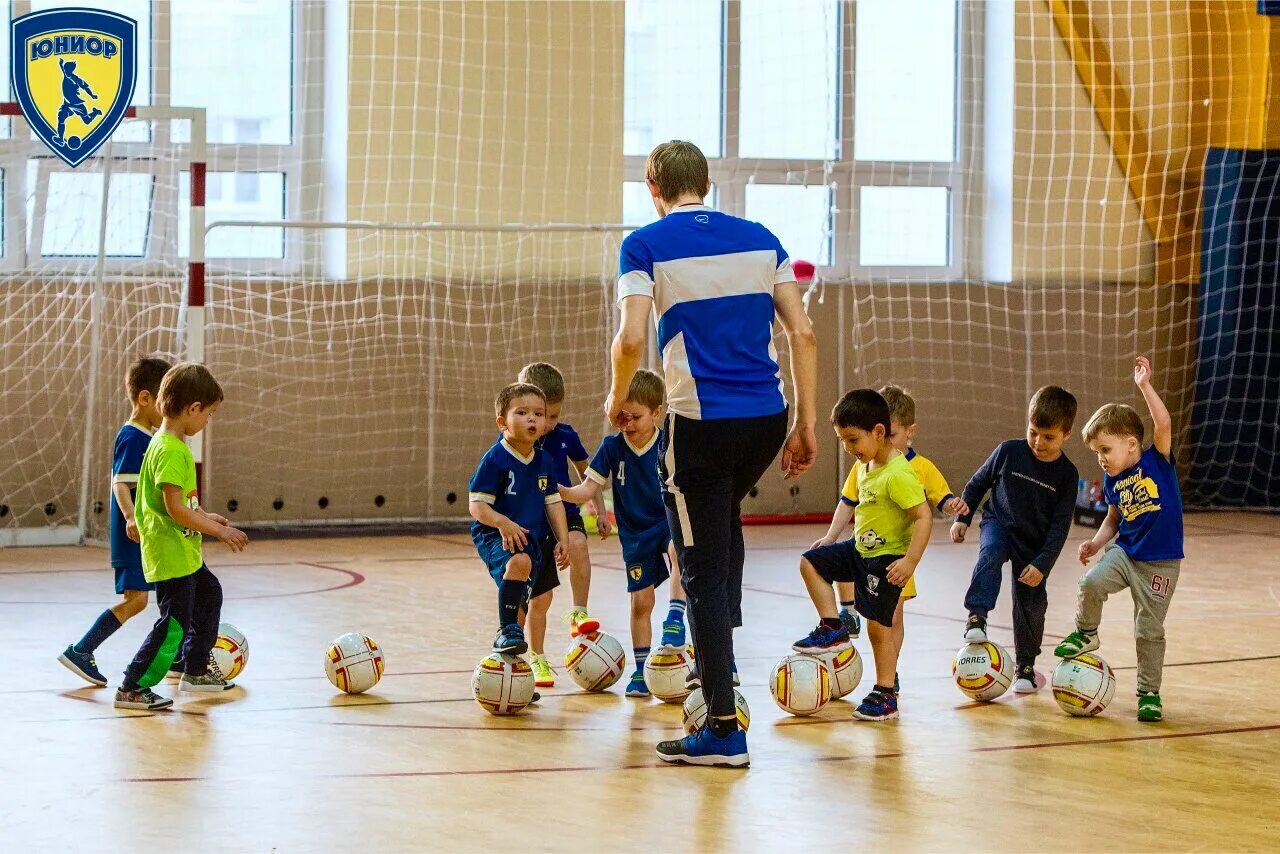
[472,653,535,715]
[682,686,750,734]
[65,135,81,150]
[324,631,385,694]
[813,644,862,699]
[563,631,626,692]
[643,644,695,703]
[770,653,832,716]
[209,622,248,681]
[1052,653,1116,716]
[952,641,1014,701]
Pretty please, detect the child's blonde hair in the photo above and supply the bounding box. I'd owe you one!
[627,369,666,411]
[1082,403,1144,443]
[517,362,565,405]
[878,384,915,427]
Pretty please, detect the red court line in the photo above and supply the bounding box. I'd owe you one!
[117,721,1280,783]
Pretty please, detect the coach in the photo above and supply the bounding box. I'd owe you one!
[607,141,818,767]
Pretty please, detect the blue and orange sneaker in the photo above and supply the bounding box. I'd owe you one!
[493,624,528,655]
[853,688,899,721]
[656,724,749,767]
[792,622,851,653]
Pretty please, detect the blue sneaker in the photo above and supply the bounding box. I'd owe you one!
[792,622,851,653]
[853,689,899,721]
[625,671,650,698]
[656,724,750,767]
[492,624,528,655]
[58,644,108,687]
[662,619,687,647]
[839,608,862,639]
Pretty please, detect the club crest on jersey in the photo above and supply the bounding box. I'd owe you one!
[538,475,548,492]
[11,8,137,167]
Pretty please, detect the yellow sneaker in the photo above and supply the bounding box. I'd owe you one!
[563,607,600,638]
[530,653,555,688]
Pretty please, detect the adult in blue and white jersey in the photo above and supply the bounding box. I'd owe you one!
[607,141,818,767]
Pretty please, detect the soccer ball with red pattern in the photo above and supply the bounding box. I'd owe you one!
[563,631,626,692]
[1052,653,1116,716]
[325,632,385,694]
[472,653,535,715]
[209,622,248,681]
[952,641,1013,701]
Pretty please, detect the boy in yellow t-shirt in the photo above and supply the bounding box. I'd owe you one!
[115,363,249,711]
[792,389,933,721]
[819,385,968,692]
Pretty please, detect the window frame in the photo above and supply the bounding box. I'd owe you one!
[0,0,319,275]
[622,0,971,281]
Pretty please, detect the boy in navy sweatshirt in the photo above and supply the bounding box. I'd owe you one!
[952,386,1079,692]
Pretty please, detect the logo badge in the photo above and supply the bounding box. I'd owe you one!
[11,8,137,167]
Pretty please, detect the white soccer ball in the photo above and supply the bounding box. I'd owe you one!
[770,653,832,716]
[952,641,1014,702]
[324,631,385,694]
[1052,653,1117,717]
[682,686,751,734]
[563,631,626,692]
[643,644,695,703]
[472,653,536,715]
[209,622,249,681]
[813,644,862,699]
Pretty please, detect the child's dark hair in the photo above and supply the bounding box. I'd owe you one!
[517,362,565,405]
[495,382,545,418]
[831,389,892,434]
[158,362,223,417]
[1082,403,1144,444]
[126,356,172,402]
[626,369,665,410]
[1029,385,1078,432]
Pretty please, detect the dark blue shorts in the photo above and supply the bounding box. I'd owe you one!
[623,536,671,593]
[114,564,154,594]
[802,540,904,627]
[475,531,544,593]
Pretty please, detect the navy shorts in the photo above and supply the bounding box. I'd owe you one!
[802,540,904,627]
[475,531,544,595]
[623,537,671,593]
[114,564,154,594]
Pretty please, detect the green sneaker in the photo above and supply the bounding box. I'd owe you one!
[1137,692,1163,722]
[1053,630,1099,659]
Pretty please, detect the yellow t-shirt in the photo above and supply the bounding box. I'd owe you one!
[840,448,954,512]
[840,453,926,558]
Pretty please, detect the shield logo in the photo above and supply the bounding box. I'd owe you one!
[11,8,137,168]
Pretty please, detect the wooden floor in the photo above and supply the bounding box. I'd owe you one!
[2,513,1278,852]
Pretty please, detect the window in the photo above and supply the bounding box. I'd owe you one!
[622,0,963,277]
[0,1,313,270]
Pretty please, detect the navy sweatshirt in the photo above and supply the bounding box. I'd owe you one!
[957,439,1079,573]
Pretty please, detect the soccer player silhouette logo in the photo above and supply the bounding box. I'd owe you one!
[53,59,102,149]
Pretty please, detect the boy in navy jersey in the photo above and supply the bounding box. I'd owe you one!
[517,363,601,688]
[1057,357,1182,722]
[559,370,687,697]
[469,383,571,656]
[58,356,172,685]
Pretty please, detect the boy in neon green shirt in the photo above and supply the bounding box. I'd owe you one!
[791,389,933,721]
[116,363,248,710]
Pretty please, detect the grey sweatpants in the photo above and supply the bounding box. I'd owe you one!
[1075,544,1180,693]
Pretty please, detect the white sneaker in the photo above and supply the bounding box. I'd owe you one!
[963,614,988,643]
[179,664,235,693]
[1013,665,1038,694]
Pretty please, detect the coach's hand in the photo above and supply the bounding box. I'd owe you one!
[780,422,817,479]
[605,391,631,430]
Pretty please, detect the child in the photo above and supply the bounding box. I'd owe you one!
[953,385,1079,693]
[558,370,687,698]
[58,356,171,685]
[792,389,933,721]
[469,383,571,663]
[1056,357,1181,723]
[515,363,601,688]
[821,384,968,692]
[115,363,248,710]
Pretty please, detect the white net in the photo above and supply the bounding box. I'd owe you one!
[4,1,1277,546]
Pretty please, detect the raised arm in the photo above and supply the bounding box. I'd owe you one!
[774,281,818,479]
[1134,356,1172,458]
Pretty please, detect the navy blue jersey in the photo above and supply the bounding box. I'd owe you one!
[109,422,152,568]
[468,439,561,539]
[586,430,669,552]
[539,422,589,509]
[1105,445,1184,562]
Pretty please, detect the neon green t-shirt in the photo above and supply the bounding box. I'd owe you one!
[851,453,926,558]
[136,431,203,583]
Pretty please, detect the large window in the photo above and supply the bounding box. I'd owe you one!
[623,0,962,278]
[0,0,312,269]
